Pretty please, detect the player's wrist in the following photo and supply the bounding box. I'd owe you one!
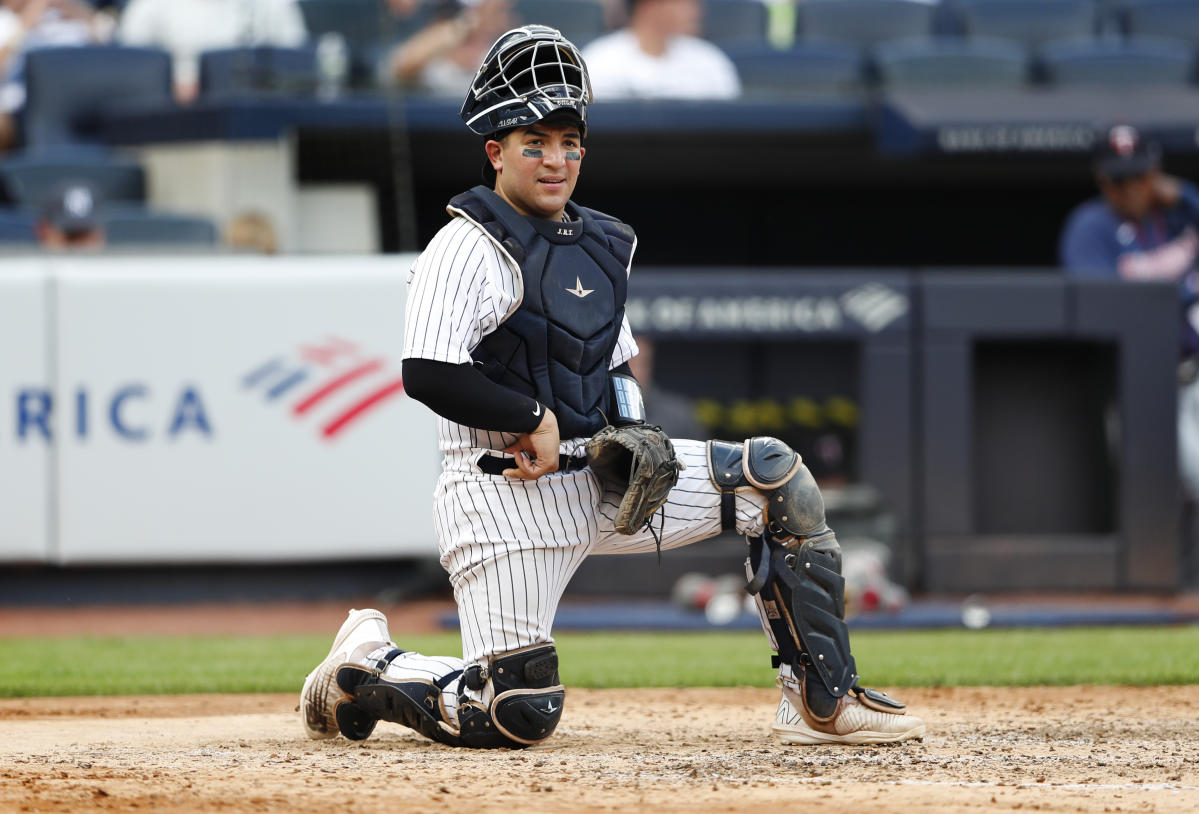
[534,405,558,432]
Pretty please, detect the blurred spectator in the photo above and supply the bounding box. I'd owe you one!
[226,210,277,254]
[35,180,105,249]
[382,0,512,97]
[0,0,115,152]
[1059,124,1199,500]
[581,0,740,100]
[118,0,307,104]
[627,334,704,439]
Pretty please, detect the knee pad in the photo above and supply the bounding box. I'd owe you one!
[708,436,833,543]
[458,644,566,749]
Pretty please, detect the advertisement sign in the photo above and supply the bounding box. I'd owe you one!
[1,255,440,564]
[0,264,50,561]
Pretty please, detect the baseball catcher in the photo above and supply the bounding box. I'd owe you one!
[300,23,924,750]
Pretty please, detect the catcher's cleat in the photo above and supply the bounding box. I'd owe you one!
[773,673,925,746]
[300,608,392,740]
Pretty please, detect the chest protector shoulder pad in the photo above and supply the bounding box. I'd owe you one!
[447,185,635,439]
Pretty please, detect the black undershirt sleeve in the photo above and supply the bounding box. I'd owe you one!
[402,358,543,435]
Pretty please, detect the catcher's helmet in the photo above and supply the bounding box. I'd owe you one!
[460,25,592,138]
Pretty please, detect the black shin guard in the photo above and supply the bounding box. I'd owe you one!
[711,437,859,701]
[748,533,859,700]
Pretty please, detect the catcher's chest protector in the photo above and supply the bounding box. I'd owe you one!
[449,186,635,439]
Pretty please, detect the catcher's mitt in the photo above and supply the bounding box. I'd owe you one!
[585,423,682,535]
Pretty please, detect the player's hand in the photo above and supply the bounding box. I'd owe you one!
[502,407,560,480]
[1152,173,1183,209]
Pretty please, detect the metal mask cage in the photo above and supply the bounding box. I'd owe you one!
[463,28,592,133]
[476,38,590,104]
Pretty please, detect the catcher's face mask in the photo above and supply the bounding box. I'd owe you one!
[460,24,593,138]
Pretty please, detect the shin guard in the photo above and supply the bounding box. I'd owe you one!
[710,437,858,699]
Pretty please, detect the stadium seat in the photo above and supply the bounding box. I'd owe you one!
[957,0,1098,47]
[874,36,1029,89]
[796,0,936,46]
[199,46,319,99]
[298,0,421,87]
[0,208,37,244]
[298,0,393,50]
[102,211,219,247]
[725,42,864,99]
[702,0,770,47]
[23,46,172,149]
[1041,36,1194,85]
[0,152,144,207]
[1121,0,1199,46]
[513,0,607,46]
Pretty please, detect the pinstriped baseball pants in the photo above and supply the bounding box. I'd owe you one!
[432,439,767,666]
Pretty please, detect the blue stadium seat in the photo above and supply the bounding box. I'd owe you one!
[23,46,172,149]
[703,0,770,47]
[796,0,936,46]
[513,0,607,46]
[0,208,37,244]
[725,42,864,99]
[1041,36,1193,85]
[103,210,219,247]
[874,36,1029,89]
[0,151,145,206]
[199,46,319,99]
[299,0,419,87]
[958,0,1098,47]
[298,0,393,50]
[1121,0,1199,46]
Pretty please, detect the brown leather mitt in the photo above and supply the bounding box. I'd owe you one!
[585,423,682,534]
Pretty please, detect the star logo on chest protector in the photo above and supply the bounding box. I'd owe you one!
[566,277,594,298]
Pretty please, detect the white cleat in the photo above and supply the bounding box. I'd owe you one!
[773,682,925,746]
[300,608,392,740]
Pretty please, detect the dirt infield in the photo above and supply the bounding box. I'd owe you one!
[1,686,1197,813]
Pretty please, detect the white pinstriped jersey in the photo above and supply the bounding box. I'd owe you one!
[400,202,765,675]
[402,212,639,469]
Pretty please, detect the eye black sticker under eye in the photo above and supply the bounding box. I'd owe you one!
[565,151,581,161]
[522,149,543,158]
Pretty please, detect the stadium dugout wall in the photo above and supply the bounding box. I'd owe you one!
[0,259,1180,591]
[608,270,1180,592]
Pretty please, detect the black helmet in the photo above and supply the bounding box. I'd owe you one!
[460,25,592,138]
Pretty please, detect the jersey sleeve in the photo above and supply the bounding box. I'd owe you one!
[1059,204,1120,276]
[1175,181,1199,226]
[403,218,507,365]
[610,313,638,370]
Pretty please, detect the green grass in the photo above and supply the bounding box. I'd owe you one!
[0,626,1196,698]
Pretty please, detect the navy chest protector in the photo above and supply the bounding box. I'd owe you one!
[448,186,635,439]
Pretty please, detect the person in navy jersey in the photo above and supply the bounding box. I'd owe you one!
[1060,124,1199,357]
[1060,124,1199,572]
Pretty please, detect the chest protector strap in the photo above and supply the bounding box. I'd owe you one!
[448,186,635,439]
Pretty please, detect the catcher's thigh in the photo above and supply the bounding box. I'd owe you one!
[434,468,600,666]
[591,439,766,555]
